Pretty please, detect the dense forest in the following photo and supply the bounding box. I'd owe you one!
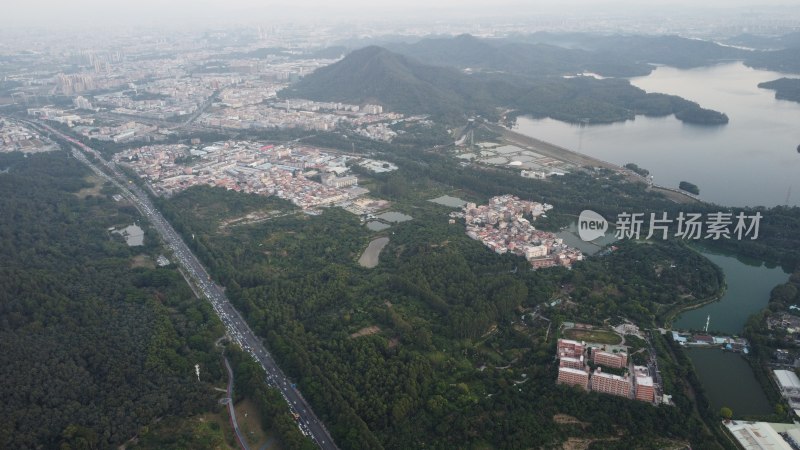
[744,47,800,74]
[159,181,731,448]
[624,163,649,177]
[7,26,800,450]
[0,152,229,449]
[678,181,700,195]
[673,107,729,125]
[366,137,800,270]
[149,119,800,448]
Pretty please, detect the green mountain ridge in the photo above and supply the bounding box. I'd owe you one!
[724,31,800,50]
[508,32,748,69]
[282,45,728,126]
[745,47,800,74]
[339,32,800,76]
[385,33,653,78]
[281,45,507,121]
[459,32,800,76]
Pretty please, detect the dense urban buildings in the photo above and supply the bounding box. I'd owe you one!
[457,195,583,268]
[0,118,58,153]
[114,141,378,210]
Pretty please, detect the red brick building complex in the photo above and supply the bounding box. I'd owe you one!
[557,339,585,358]
[592,350,628,369]
[558,367,589,391]
[559,356,584,370]
[634,366,655,403]
[590,369,632,399]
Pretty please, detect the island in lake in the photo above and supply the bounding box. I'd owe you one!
[679,181,700,195]
[758,77,800,104]
[675,107,729,125]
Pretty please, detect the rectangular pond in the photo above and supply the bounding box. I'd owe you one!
[375,212,413,223]
[685,348,772,416]
[428,195,467,208]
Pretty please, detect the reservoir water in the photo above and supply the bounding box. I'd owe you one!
[672,247,787,416]
[556,221,617,255]
[512,61,797,420]
[375,212,413,223]
[515,62,800,207]
[673,248,789,334]
[685,348,772,416]
[366,221,391,231]
[429,195,467,208]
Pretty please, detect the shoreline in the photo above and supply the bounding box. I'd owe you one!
[483,122,702,205]
[661,284,728,331]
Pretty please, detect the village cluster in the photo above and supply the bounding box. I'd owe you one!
[113,140,395,211]
[454,195,584,269]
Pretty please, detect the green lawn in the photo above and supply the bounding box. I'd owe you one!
[562,328,622,345]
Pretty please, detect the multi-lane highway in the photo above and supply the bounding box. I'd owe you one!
[30,120,337,450]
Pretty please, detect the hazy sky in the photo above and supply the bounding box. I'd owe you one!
[3,0,798,28]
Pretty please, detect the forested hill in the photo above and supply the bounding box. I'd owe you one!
[724,31,800,50]
[381,33,750,77]
[722,30,800,72]
[281,45,506,121]
[383,33,653,78]
[758,78,800,103]
[514,32,747,69]
[283,45,729,125]
[0,152,225,448]
[746,47,800,75]
[401,32,800,80]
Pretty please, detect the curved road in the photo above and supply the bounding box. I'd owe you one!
[223,356,250,450]
[27,119,338,450]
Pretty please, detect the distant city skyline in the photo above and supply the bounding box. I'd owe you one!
[3,0,799,28]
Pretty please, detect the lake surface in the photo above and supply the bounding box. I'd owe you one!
[515,62,800,207]
[673,248,788,334]
[556,221,618,255]
[686,348,772,416]
[366,221,391,231]
[358,237,389,269]
[556,221,787,333]
[515,61,796,417]
[673,246,786,419]
[376,212,413,223]
[429,195,467,208]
